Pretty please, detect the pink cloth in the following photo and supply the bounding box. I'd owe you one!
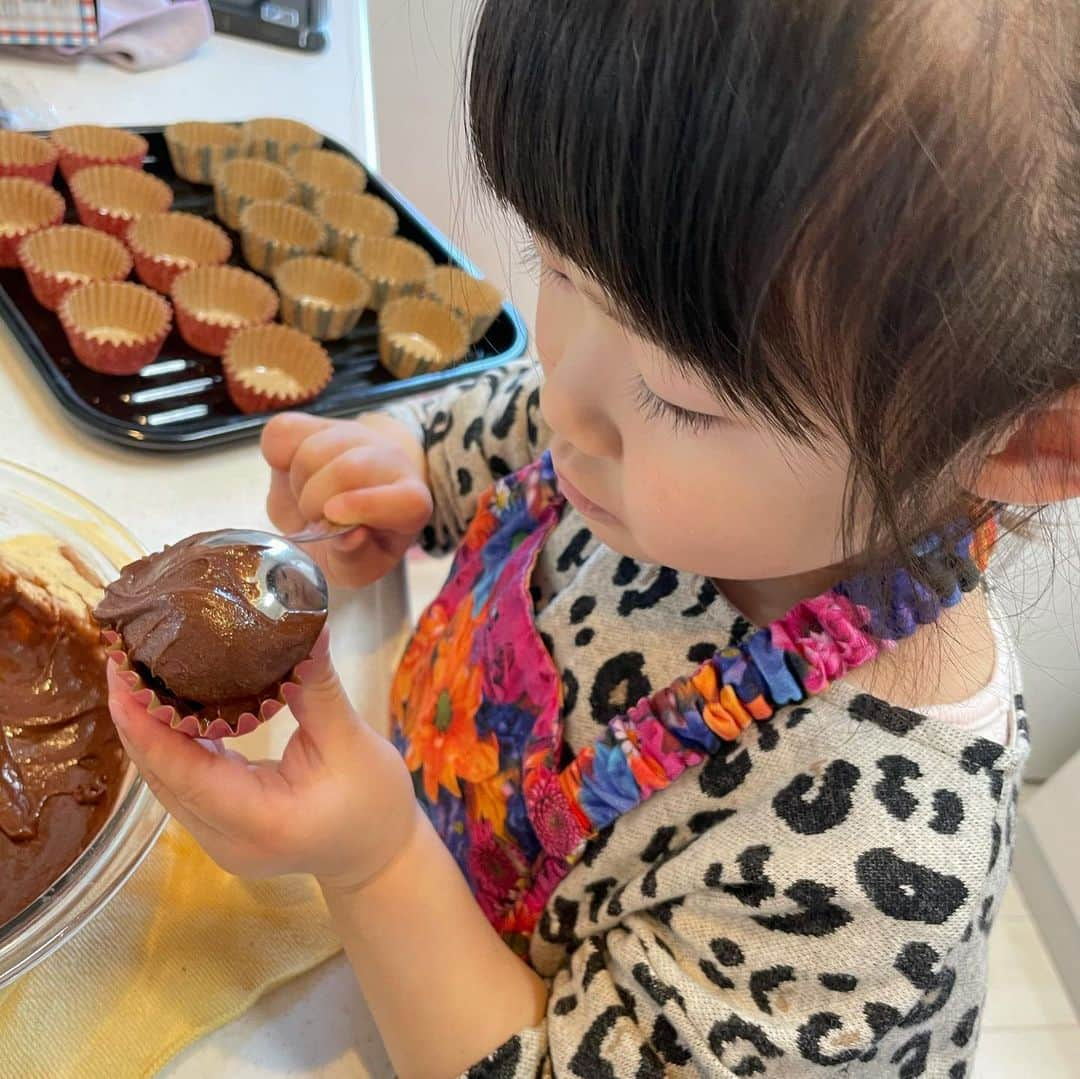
[3,0,212,72]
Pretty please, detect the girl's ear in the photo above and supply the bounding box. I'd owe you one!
[972,388,1080,505]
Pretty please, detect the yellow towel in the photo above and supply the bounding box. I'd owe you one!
[0,823,342,1079]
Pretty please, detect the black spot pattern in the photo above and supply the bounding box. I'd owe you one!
[960,740,1006,800]
[680,579,718,617]
[632,963,685,1010]
[849,695,925,735]
[774,760,861,834]
[756,722,780,752]
[752,880,854,937]
[700,745,752,799]
[582,947,606,991]
[538,896,579,945]
[465,1035,522,1078]
[575,628,595,647]
[749,966,796,1015]
[855,848,968,924]
[929,790,965,835]
[456,466,473,496]
[786,707,811,729]
[553,993,578,1016]
[709,1016,784,1074]
[580,822,614,867]
[891,1031,931,1078]
[613,557,640,585]
[895,942,955,1026]
[462,414,484,451]
[652,1015,692,1066]
[570,595,596,623]
[584,877,617,923]
[617,567,680,616]
[874,756,921,821]
[561,667,579,717]
[425,408,453,448]
[688,807,736,834]
[797,1013,862,1065]
[589,652,651,724]
[819,973,858,992]
[952,1007,979,1047]
[708,845,776,908]
[688,641,719,664]
[556,527,593,573]
[987,821,1002,872]
[950,1064,967,1079]
[728,615,753,646]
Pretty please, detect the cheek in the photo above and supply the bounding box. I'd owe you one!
[534,281,566,374]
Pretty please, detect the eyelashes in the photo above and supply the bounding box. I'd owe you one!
[633,379,719,434]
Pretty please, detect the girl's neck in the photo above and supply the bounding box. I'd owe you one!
[714,566,846,627]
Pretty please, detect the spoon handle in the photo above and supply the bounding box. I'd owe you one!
[287,521,360,544]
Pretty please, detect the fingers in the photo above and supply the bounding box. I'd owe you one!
[107,662,277,836]
[289,425,376,508]
[261,412,335,471]
[281,629,362,748]
[323,480,432,536]
[266,468,307,533]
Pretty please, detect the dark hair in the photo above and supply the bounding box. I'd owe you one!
[468,0,1079,567]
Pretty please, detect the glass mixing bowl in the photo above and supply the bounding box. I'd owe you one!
[0,459,167,991]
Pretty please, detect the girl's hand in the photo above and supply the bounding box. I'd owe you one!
[261,412,433,589]
[107,631,419,892]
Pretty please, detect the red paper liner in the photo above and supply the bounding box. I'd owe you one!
[0,131,59,185]
[222,323,332,413]
[70,165,174,239]
[103,630,293,740]
[170,264,280,356]
[17,225,132,311]
[58,280,172,375]
[51,125,148,181]
[0,178,65,267]
[128,212,232,295]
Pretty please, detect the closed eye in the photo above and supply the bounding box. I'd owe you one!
[633,379,719,434]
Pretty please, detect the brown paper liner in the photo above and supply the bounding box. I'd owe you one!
[378,296,469,379]
[287,148,367,209]
[350,235,434,309]
[239,200,324,276]
[213,157,296,230]
[69,165,174,238]
[222,323,332,413]
[0,130,59,185]
[242,118,322,163]
[274,255,371,340]
[17,225,132,311]
[128,212,232,294]
[425,265,504,344]
[164,121,245,185]
[104,630,291,739]
[50,124,147,181]
[58,280,172,375]
[170,264,279,356]
[0,177,66,267]
[316,191,398,261]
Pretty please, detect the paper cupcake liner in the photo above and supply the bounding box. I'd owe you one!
[128,211,232,295]
[316,191,398,261]
[58,280,172,375]
[222,323,333,413]
[242,118,323,163]
[350,235,434,310]
[103,630,292,739]
[213,157,296,230]
[274,255,370,340]
[70,165,174,239]
[18,225,132,311]
[378,296,469,379]
[0,178,66,267]
[0,131,59,185]
[239,200,324,276]
[171,263,279,356]
[50,124,148,181]
[287,148,367,209]
[164,121,245,185]
[425,265,504,344]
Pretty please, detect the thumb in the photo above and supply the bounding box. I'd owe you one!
[281,629,358,744]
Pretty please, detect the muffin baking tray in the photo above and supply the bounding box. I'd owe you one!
[0,127,528,452]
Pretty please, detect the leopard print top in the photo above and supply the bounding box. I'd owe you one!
[388,362,1028,1078]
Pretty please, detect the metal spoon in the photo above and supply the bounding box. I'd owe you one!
[199,528,329,622]
[286,520,360,544]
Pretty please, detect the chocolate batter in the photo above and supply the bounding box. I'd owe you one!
[0,537,124,927]
[94,531,325,711]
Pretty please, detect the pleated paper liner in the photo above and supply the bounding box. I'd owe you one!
[350,235,433,310]
[274,255,371,340]
[425,265,503,344]
[58,280,172,375]
[222,323,332,413]
[242,117,322,164]
[18,225,132,311]
[0,130,59,185]
[170,264,279,356]
[239,200,324,276]
[286,148,367,209]
[164,121,245,185]
[213,157,296,230]
[49,124,148,181]
[316,190,398,262]
[0,178,66,267]
[103,630,292,739]
[128,212,232,295]
[69,165,174,239]
[378,296,468,379]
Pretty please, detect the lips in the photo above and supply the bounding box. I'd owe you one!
[553,464,619,524]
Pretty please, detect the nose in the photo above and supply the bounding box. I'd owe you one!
[540,346,621,460]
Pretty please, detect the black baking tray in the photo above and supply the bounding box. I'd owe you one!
[0,126,528,452]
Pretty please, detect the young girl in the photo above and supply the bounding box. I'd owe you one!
[107,1,1079,1075]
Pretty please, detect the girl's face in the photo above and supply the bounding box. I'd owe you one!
[535,243,854,583]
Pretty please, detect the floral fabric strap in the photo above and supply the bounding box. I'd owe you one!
[391,453,997,950]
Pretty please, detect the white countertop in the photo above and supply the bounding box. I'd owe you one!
[1,14,400,1077]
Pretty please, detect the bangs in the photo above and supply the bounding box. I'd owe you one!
[467,1,870,437]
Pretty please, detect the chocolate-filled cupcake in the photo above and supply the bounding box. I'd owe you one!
[94,531,327,739]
